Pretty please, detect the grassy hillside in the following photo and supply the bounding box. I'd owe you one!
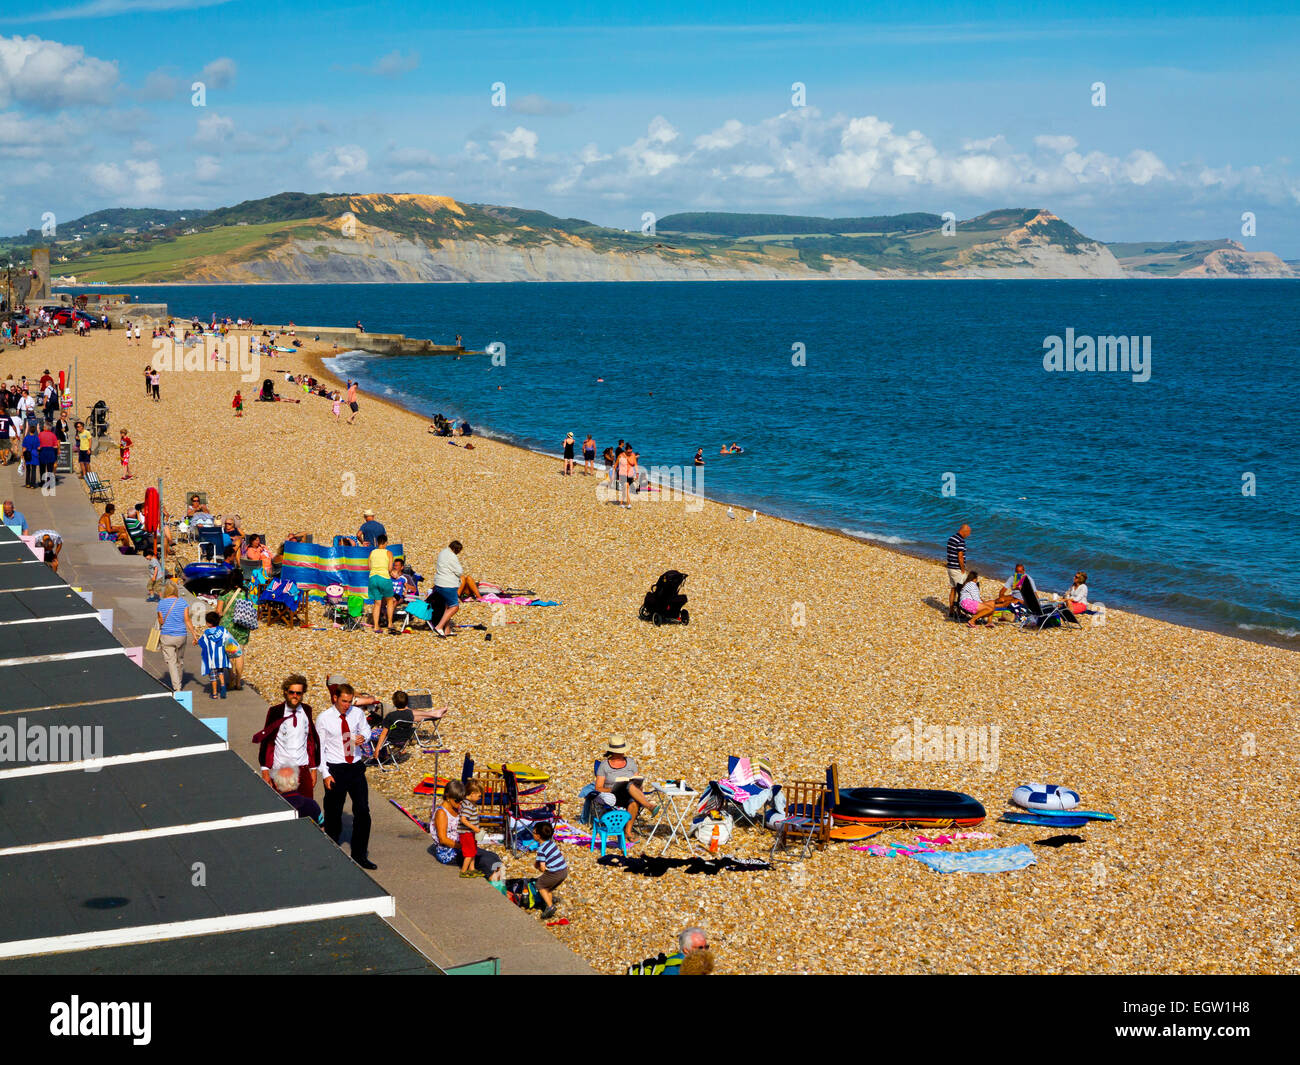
[63,219,316,282]
[1106,239,1238,275]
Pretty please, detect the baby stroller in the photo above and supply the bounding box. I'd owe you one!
[639,570,689,626]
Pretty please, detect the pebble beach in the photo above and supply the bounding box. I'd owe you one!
[11,323,1297,975]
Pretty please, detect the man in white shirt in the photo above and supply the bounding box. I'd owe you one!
[256,674,319,800]
[316,683,376,869]
[16,391,35,422]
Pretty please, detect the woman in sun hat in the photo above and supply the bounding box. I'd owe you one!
[562,432,575,476]
[593,734,660,842]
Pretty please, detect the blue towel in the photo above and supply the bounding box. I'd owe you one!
[908,844,1037,874]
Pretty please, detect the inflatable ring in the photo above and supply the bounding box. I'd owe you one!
[1012,783,1080,811]
[832,787,985,827]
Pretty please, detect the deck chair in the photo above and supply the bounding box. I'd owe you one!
[369,713,417,772]
[503,768,562,853]
[1018,578,1078,631]
[409,693,450,747]
[699,755,776,828]
[769,764,835,861]
[332,594,366,631]
[462,754,510,838]
[84,471,114,504]
[197,525,224,562]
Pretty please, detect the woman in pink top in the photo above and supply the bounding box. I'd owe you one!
[615,448,631,508]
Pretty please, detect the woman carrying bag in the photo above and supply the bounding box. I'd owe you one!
[155,581,196,691]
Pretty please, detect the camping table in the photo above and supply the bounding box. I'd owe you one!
[649,783,700,855]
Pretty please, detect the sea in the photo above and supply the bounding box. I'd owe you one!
[79,280,1300,645]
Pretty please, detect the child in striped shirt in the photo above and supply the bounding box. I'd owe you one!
[458,781,483,877]
[532,821,568,919]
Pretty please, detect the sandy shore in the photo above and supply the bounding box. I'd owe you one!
[8,323,1296,975]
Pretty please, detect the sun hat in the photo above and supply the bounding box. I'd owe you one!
[606,734,629,755]
[363,508,375,516]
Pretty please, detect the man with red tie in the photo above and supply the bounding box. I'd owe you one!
[255,674,320,800]
[316,682,377,870]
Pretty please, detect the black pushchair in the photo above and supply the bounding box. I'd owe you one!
[639,570,690,626]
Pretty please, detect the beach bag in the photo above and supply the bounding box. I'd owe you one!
[693,811,734,846]
[232,598,259,630]
[504,877,543,910]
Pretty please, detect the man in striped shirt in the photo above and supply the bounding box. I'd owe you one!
[532,821,568,920]
[946,524,971,616]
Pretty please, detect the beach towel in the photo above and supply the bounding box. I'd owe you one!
[908,843,1037,874]
[198,626,232,677]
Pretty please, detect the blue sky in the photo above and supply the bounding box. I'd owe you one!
[2,0,1298,254]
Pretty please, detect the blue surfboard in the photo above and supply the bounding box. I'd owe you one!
[1000,811,1091,828]
[1018,808,1116,822]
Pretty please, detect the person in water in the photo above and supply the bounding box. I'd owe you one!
[694,449,705,466]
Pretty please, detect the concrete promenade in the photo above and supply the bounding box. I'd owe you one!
[1,460,592,975]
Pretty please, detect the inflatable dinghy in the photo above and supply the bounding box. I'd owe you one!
[833,787,985,827]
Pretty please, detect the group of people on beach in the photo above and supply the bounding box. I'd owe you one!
[945,523,1097,626]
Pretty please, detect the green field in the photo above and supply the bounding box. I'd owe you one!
[66,219,316,282]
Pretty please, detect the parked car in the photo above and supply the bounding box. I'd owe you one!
[9,313,30,328]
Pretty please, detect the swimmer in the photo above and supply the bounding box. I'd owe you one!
[694,448,705,466]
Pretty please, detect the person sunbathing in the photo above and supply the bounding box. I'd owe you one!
[968,563,1031,626]
[98,503,129,548]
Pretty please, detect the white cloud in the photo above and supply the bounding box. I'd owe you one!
[1122,149,1171,186]
[1035,134,1078,154]
[370,50,419,77]
[493,126,538,162]
[193,111,234,144]
[9,0,234,21]
[509,93,572,117]
[200,56,237,89]
[138,67,182,101]
[194,154,221,181]
[0,34,118,109]
[88,158,163,200]
[309,143,368,183]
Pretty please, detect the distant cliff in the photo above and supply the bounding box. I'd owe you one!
[47,193,1292,283]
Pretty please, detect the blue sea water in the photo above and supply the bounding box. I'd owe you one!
[92,280,1300,643]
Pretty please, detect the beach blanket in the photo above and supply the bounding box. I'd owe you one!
[908,843,1037,874]
[478,594,537,606]
[279,540,404,597]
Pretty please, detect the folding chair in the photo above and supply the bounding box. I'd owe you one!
[409,693,450,747]
[370,714,417,772]
[769,764,835,862]
[503,768,562,853]
[84,471,114,504]
[198,525,224,562]
[394,597,434,633]
[1018,579,1078,631]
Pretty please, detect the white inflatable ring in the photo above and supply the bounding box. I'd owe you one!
[1012,783,1080,811]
